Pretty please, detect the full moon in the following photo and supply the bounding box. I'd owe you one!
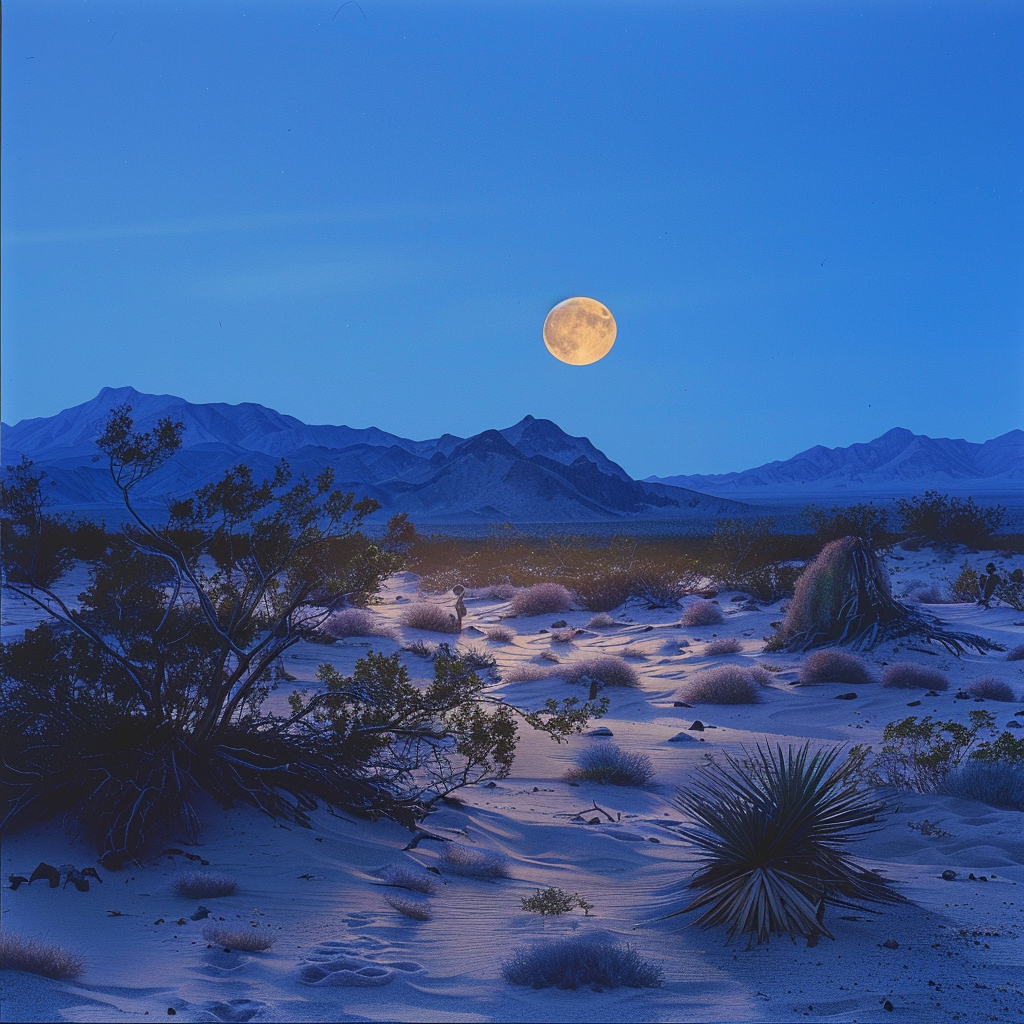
[542,297,616,365]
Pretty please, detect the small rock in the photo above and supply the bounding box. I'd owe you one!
[588,727,614,737]
[588,817,602,825]
[689,720,705,731]
[485,781,496,788]
[925,690,940,697]
[969,873,977,880]
[835,692,857,700]
[667,732,696,743]
[882,939,899,949]
[538,628,549,634]
[883,1000,894,1012]
[550,620,567,629]
[941,869,957,881]
[906,700,921,707]
[190,906,211,921]
[673,701,693,708]
[642,625,654,632]
[647,837,660,843]
[678,640,690,648]
[1007,720,1021,729]
[979,875,989,881]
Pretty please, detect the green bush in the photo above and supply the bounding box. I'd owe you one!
[520,886,593,916]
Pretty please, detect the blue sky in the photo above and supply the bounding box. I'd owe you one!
[2,0,1021,477]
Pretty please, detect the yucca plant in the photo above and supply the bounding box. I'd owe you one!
[671,742,906,945]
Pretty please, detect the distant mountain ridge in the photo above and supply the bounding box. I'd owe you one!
[647,426,1023,498]
[0,387,744,524]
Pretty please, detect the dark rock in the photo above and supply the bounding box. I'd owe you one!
[551,620,567,628]
[969,873,977,880]
[1007,720,1021,729]
[538,628,549,633]
[883,1000,894,1012]
[882,939,899,949]
[190,906,211,921]
[588,726,614,737]
[689,721,705,731]
[835,692,857,700]
[941,869,957,881]
[642,625,654,632]
[667,732,696,743]
[588,817,602,825]
[925,690,940,697]
[906,700,922,707]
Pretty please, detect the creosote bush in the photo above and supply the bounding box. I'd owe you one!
[567,742,654,787]
[0,932,85,980]
[966,677,1016,702]
[558,656,639,690]
[441,843,510,879]
[172,871,238,899]
[400,603,461,634]
[325,608,398,641]
[383,892,433,920]
[881,663,949,691]
[202,924,275,952]
[798,650,875,687]
[681,666,761,705]
[502,936,663,990]
[680,600,723,627]
[704,638,742,656]
[509,583,573,617]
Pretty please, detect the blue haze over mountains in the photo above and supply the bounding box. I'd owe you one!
[1,388,1020,529]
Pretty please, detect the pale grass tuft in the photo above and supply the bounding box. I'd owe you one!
[505,663,559,683]
[483,624,515,643]
[202,924,275,952]
[704,638,742,656]
[558,656,640,689]
[680,600,724,627]
[380,863,436,894]
[966,676,1016,702]
[401,603,461,634]
[798,650,875,687]
[0,932,84,980]
[509,583,573,617]
[587,613,616,629]
[172,871,238,898]
[324,608,398,640]
[441,843,510,878]
[681,665,761,704]
[881,662,950,691]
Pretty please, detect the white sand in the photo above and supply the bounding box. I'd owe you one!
[3,550,1024,1022]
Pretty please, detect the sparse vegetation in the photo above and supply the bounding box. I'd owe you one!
[671,742,905,943]
[710,517,801,602]
[913,585,951,604]
[586,613,616,629]
[441,843,510,878]
[401,602,461,634]
[704,638,742,656]
[558,656,640,690]
[798,650,875,687]
[325,608,398,640]
[567,742,654,786]
[483,625,515,643]
[502,935,663,990]
[940,761,1024,811]
[202,924,275,952]
[680,600,723,627]
[383,891,433,920]
[881,662,949,691]
[896,491,1006,548]
[379,863,436,894]
[803,502,890,546]
[0,932,85,980]
[172,871,238,899]
[509,583,573,617]
[520,886,593,916]
[1006,642,1024,662]
[681,665,761,704]
[504,663,559,683]
[966,676,1016,702]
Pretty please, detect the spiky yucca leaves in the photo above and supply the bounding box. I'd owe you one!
[672,743,906,945]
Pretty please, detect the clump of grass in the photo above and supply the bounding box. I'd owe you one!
[966,677,1016,702]
[324,608,398,640]
[672,742,906,943]
[383,892,433,920]
[172,871,238,899]
[882,663,950,691]
[202,925,275,952]
[401,603,461,634]
[441,844,510,879]
[680,600,724,627]
[620,643,648,660]
[502,935,663,990]
[0,932,84,980]
[483,624,515,643]
[798,650,875,687]
[505,663,559,683]
[587,613,616,629]
[940,761,1024,811]
[379,863,436,894]
[509,583,573,617]
[558,656,640,689]
[567,743,654,787]
[681,665,761,704]
[704,638,742,656]
[1005,642,1024,662]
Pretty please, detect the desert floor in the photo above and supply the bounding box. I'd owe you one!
[2,547,1023,1023]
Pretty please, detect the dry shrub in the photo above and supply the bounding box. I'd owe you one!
[483,625,515,643]
[509,584,573,617]
[798,650,875,687]
[914,585,951,604]
[480,583,517,601]
[966,677,1016,702]
[567,743,654,786]
[558,656,639,689]
[324,608,398,640]
[383,892,433,920]
[505,663,559,683]
[587,613,616,629]
[571,573,633,613]
[680,600,724,627]
[620,643,648,660]
[0,932,84,980]
[881,663,950,691]
[1006,643,1024,662]
[682,666,761,704]
[380,863,436,894]
[551,629,582,644]
[172,871,238,898]
[502,935,663,990]
[441,844,510,878]
[704,638,742,656]
[401,603,461,634]
[202,924,275,952]
[748,666,775,687]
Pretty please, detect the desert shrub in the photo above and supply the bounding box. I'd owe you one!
[509,583,573,617]
[587,613,615,629]
[629,564,690,608]
[966,676,1016,702]
[896,491,1006,548]
[383,891,433,920]
[972,731,1024,766]
[571,573,634,613]
[404,639,435,657]
[913,585,950,604]
[457,644,499,679]
[619,643,647,660]
[940,761,1024,811]
[172,871,238,898]
[881,662,949,691]
[502,935,663,990]
[483,625,515,643]
[704,638,742,656]
[710,518,799,602]
[681,666,760,704]
[748,666,774,687]
[324,608,398,640]
[1007,643,1024,662]
[0,932,85,980]
[798,650,875,687]
[441,843,510,878]
[672,743,905,943]
[202,924,275,952]
[380,863,436,894]
[950,562,982,602]
[520,886,593,916]
[558,656,639,689]
[401,603,461,634]
[803,503,890,546]
[997,568,1024,611]
[504,663,559,683]
[567,742,654,787]
[480,583,517,601]
[680,600,724,627]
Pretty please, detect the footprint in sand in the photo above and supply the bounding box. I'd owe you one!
[298,941,423,987]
